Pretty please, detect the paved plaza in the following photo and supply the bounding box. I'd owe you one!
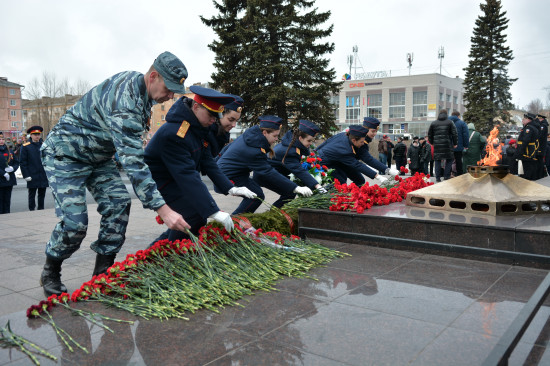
[0,182,549,365]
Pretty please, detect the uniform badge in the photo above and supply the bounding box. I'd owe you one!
[237,107,243,113]
[261,148,266,154]
[296,147,300,155]
[176,121,190,138]
[203,141,209,148]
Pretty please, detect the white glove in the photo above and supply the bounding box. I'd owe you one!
[228,186,257,199]
[294,186,313,197]
[374,175,388,184]
[24,177,32,182]
[317,186,328,194]
[386,167,400,176]
[3,173,9,181]
[5,166,14,173]
[209,211,234,232]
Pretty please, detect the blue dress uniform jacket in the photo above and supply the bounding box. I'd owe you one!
[316,132,378,185]
[19,139,48,188]
[217,125,297,214]
[513,121,541,180]
[357,138,389,174]
[145,97,233,224]
[0,145,18,187]
[269,131,318,189]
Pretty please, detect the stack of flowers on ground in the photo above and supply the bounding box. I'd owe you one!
[67,225,347,319]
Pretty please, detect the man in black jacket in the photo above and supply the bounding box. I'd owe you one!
[393,136,407,174]
[428,109,458,182]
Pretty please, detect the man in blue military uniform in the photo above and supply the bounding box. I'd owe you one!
[39,51,191,297]
[357,117,400,178]
[145,86,256,242]
[536,113,549,178]
[514,113,541,181]
[19,126,49,210]
[217,116,312,214]
[316,125,390,186]
[261,119,325,208]
[208,95,244,158]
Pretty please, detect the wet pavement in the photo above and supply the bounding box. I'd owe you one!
[1,185,549,365]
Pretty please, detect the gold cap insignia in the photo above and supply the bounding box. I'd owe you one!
[179,77,186,84]
[237,106,243,113]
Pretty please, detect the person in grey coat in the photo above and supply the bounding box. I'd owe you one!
[428,109,458,182]
[449,111,469,176]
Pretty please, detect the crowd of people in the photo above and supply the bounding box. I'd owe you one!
[377,110,549,183]
[0,51,548,298]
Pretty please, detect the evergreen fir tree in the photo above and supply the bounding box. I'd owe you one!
[462,0,516,135]
[201,0,341,134]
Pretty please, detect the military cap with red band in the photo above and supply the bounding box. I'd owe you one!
[27,125,43,134]
[189,85,235,118]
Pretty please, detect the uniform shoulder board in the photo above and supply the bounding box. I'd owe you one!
[296,147,300,155]
[23,142,31,146]
[260,148,266,154]
[176,121,190,138]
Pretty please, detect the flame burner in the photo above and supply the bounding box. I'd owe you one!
[406,165,550,216]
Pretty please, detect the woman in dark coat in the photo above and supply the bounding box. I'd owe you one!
[0,132,19,214]
[20,126,49,210]
[217,116,312,215]
[428,109,458,182]
[262,119,325,208]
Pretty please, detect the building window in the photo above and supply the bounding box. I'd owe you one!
[10,99,16,106]
[446,94,451,102]
[9,89,16,95]
[161,105,165,111]
[389,92,405,119]
[413,91,427,118]
[345,95,360,122]
[439,93,444,101]
[454,96,458,104]
[366,94,382,119]
[161,115,165,121]
[11,121,18,128]
[10,110,17,117]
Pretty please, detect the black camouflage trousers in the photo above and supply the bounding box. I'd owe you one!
[42,146,131,260]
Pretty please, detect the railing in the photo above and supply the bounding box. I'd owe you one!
[482,272,550,366]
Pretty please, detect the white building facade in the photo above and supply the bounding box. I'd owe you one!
[335,73,465,138]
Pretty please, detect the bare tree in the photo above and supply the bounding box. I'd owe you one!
[23,72,90,134]
[526,98,544,114]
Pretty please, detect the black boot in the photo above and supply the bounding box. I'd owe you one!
[92,253,117,277]
[40,256,67,297]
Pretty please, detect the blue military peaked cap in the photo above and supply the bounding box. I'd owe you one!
[190,85,235,118]
[524,113,536,121]
[298,119,320,137]
[225,94,244,113]
[259,115,283,130]
[153,51,188,94]
[363,117,380,130]
[27,125,44,134]
[348,125,368,138]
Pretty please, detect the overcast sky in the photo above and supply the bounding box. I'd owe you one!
[1,0,548,109]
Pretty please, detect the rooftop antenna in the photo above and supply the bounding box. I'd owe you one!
[438,46,445,74]
[347,54,353,76]
[406,53,414,76]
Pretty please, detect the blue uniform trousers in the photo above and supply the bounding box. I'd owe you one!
[0,187,13,214]
[253,173,296,209]
[28,187,46,210]
[42,149,131,260]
